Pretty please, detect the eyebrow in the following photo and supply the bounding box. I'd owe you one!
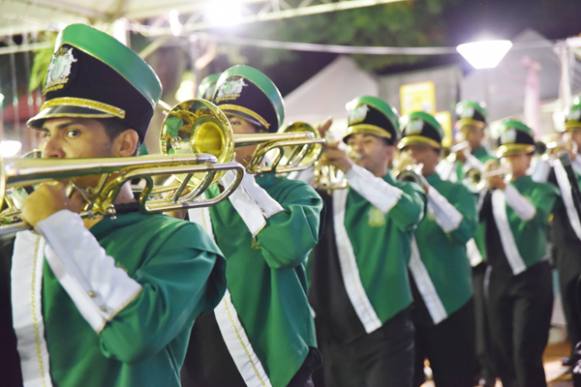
[41,120,76,131]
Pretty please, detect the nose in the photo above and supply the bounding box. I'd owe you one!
[42,135,65,159]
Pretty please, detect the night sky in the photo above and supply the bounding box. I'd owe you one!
[241,0,581,96]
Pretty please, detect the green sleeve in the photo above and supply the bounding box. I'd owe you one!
[447,185,478,245]
[256,183,323,269]
[529,183,560,225]
[389,181,426,232]
[98,223,225,363]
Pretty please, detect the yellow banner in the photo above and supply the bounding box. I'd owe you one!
[399,81,436,116]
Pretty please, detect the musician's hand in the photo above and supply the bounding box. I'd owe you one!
[21,182,82,227]
[487,175,506,190]
[455,150,467,163]
[317,118,333,139]
[324,143,353,173]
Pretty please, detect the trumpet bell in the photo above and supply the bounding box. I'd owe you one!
[161,99,234,164]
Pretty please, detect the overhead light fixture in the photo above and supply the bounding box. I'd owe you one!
[0,140,22,158]
[204,0,245,28]
[457,39,513,69]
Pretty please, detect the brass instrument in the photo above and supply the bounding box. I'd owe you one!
[393,152,425,185]
[160,99,324,175]
[0,154,244,236]
[481,159,510,191]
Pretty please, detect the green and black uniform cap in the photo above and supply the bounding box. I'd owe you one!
[343,96,400,145]
[197,73,220,100]
[213,65,284,132]
[495,119,536,157]
[27,23,162,142]
[398,111,444,150]
[455,100,487,130]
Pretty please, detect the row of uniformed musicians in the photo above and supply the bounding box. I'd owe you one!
[2,23,581,387]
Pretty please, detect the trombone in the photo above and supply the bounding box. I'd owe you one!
[160,99,324,175]
[0,154,244,236]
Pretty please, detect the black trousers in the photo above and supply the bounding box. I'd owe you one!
[554,244,581,356]
[412,296,478,387]
[315,308,415,387]
[182,311,319,387]
[486,261,553,387]
[473,264,496,382]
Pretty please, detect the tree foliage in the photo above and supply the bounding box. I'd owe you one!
[220,0,459,71]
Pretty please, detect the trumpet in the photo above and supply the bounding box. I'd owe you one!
[465,159,510,193]
[160,99,324,175]
[0,154,244,235]
[393,152,425,185]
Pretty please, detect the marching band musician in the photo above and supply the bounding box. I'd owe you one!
[0,24,226,387]
[533,98,581,366]
[480,119,559,387]
[399,111,479,387]
[309,96,425,387]
[454,100,497,386]
[182,65,323,387]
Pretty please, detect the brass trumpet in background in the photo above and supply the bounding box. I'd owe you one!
[393,152,426,185]
[468,159,510,192]
[160,99,324,175]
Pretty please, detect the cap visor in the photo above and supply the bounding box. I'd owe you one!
[27,104,116,128]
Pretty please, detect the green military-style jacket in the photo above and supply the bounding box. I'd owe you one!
[12,212,225,387]
[411,173,477,324]
[309,172,425,342]
[481,175,559,274]
[190,173,322,387]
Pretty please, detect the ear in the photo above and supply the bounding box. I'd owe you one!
[112,129,140,157]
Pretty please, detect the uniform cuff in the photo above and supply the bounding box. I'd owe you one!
[346,164,402,214]
[426,184,463,232]
[504,185,536,221]
[36,210,142,333]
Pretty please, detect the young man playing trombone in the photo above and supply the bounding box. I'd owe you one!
[399,111,478,387]
[0,24,226,387]
[182,65,323,387]
[309,96,425,387]
[480,119,559,387]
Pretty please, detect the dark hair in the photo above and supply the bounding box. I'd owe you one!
[100,117,129,141]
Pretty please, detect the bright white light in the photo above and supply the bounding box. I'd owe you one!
[0,140,22,158]
[175,79,195,102]
[168,10,183,36]
[204,0,244,28]
[0,93,4,105]
[456,39,513,69]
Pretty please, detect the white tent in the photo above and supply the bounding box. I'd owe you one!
[284,56,378,126]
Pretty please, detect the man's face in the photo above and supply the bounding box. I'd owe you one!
[228,114,259,166]
[402,143,440,176]
[459,124,485,149]
[346,133,394,173]
[38,117,136,189]
[504,153,532,176]
[39,118,114,159]
[570,128,581,152]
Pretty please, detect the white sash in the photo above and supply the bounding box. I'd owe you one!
[553,159,581,241]
[408,238,447,324]
[491,190,527,275]
[187,208,272,387]
[11,231,54,387]
[332,189,382,333]
[466,238,484,267]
